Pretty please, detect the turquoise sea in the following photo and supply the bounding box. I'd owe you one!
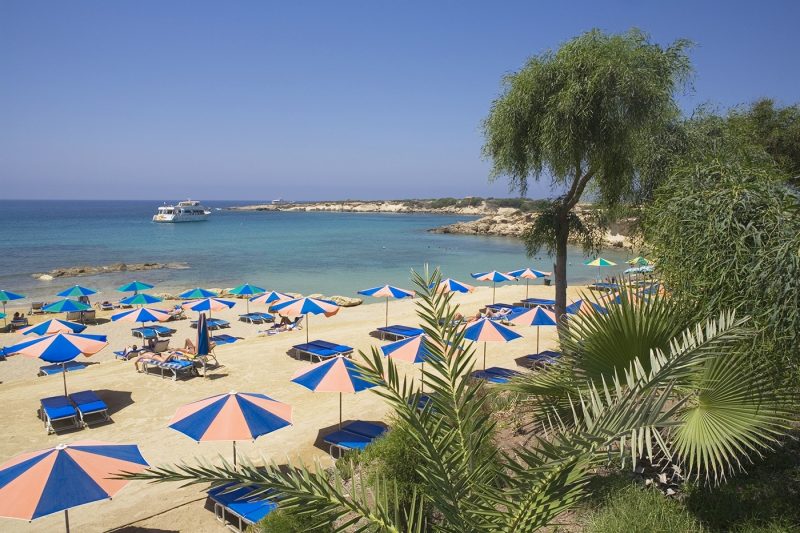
[0,200,631,304]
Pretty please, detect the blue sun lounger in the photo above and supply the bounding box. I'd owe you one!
[38,361,87,376]
[376,324,424,341]
[212,334,239,345]
[525,350,561,366]
[131,327,158,340]
[520,298,556,309]
[69,390,110,426]
[39,395,80,434]
[191,318,230,330]
[323,421,388,458]
[239,312,274,324]
[471,366,522,384]
[208,483,278,533]
[292,340,353,361]
[135,357,197,381]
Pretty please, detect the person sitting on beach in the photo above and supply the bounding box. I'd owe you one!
[12,312,20,321]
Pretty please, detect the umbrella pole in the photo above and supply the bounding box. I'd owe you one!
[420,361,425,393]
[536,327,540,355]
[306,314,309,344]
[246,299,250,314]
[339,392,342,430]
[65,509,70,533]
[385,297,389,328]
[233,441,237,468]
[526,279,529,300]
[62,364,68,397]
[2,302,6,327]
[483,343,487,370]
[492,283,496,304]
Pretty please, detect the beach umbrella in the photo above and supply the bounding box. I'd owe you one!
[433,278,475,294]
[381,334,450,391]
[584,257,617,282]
[358,285,415,327]
[0,441,148,532]
[196,313,210,356]
[0,290,25,326]
[507,268,551,299]
[509,306,557,355]
[626,256,652,266]
[291,355,375,428]
[111,307,171,328]
[19,319,86,336]
[463,318,522,369]
[249,291,293,310]
[42,299,92,323]
[117,280,154,293]
[182,297,236,320]
[271,297,340,344]
[4,333,108,396]
[179,287,219,299]
[228,283,266,314]
[471,271,515,304]
[56,285,97,299]
[169,391,292,467]
[565,299,607,317]
[119,293,163,307]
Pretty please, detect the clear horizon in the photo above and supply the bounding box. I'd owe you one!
[2,1,799,200]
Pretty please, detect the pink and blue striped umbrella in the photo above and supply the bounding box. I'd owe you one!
[111,307,171,327]
[358,285,415,327]
[507,268,551,299]
[381,334,451,391]
[249,290,293,307]
[433,278,475,294]
[169,391,292,466]
[272,297,340,343]
[0,441,148,531]
[565,299,607,316]
[292,356,375,428]
[463,318,522,369]
[182,297,236,319]
[4,333,107,395]
[509,306,557,354]
[471,271,515,304]
[19,319,86,336]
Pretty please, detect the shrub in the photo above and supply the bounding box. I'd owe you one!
[585,483,705,532]
[254,507,333,532]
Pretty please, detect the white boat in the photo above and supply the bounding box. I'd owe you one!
[152,200,211,223]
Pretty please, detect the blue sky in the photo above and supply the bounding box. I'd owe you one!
[2,1,798,201]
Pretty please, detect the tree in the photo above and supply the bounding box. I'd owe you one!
[730,98,800,182]
[644,158,800,384]
[482,29,691,319]
[121,270,793,530]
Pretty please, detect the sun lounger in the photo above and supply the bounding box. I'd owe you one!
[324,421,388,458]
[292,340,353,361]
[239,313,264,324]
[135,354,197,380]
[376,324,425,341]
[524,350,561,367]
[39,395,80,434]
[29,301,46,315]
[485,303,516,312]
[519,297,556,310]
[114,347,145,360]
[10,318,29,330]
[211,334,238,345]
[470,366,522,384]
[208,483,277,533]
[589,282,620,292]
[69,390,110,426]
[98,301,117,311]
[190,318,231,330]
[132,327,158,340]
[38,361,87,376]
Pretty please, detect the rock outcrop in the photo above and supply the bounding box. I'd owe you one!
[229,200,491,216]
[32,262,190,280]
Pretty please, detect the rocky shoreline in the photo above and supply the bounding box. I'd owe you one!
[227,200,490,215]
[32,262,190,281]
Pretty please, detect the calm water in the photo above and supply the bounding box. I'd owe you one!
[0,200,630,303]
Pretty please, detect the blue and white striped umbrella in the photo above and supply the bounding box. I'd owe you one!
[0,290,25,325]
[43,299,91,314]
[228,283,266,313]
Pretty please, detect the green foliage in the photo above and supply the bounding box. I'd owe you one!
[521,200,606,257]
[645,158,800,382]
[507,289,795,483]
[255,507,334,532]
[485,197,550,212]
[585,483,705,533]
[482,28,691,201]
[728,99,800,180]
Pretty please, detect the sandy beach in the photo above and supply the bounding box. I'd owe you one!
[0,283,586,532]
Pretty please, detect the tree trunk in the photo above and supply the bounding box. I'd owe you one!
[554,209,569,322]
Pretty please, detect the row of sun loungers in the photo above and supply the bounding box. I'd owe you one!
[131,325,177,339]
[470,366,522,384]
[39,390,109,434]
[292,339,354,361]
